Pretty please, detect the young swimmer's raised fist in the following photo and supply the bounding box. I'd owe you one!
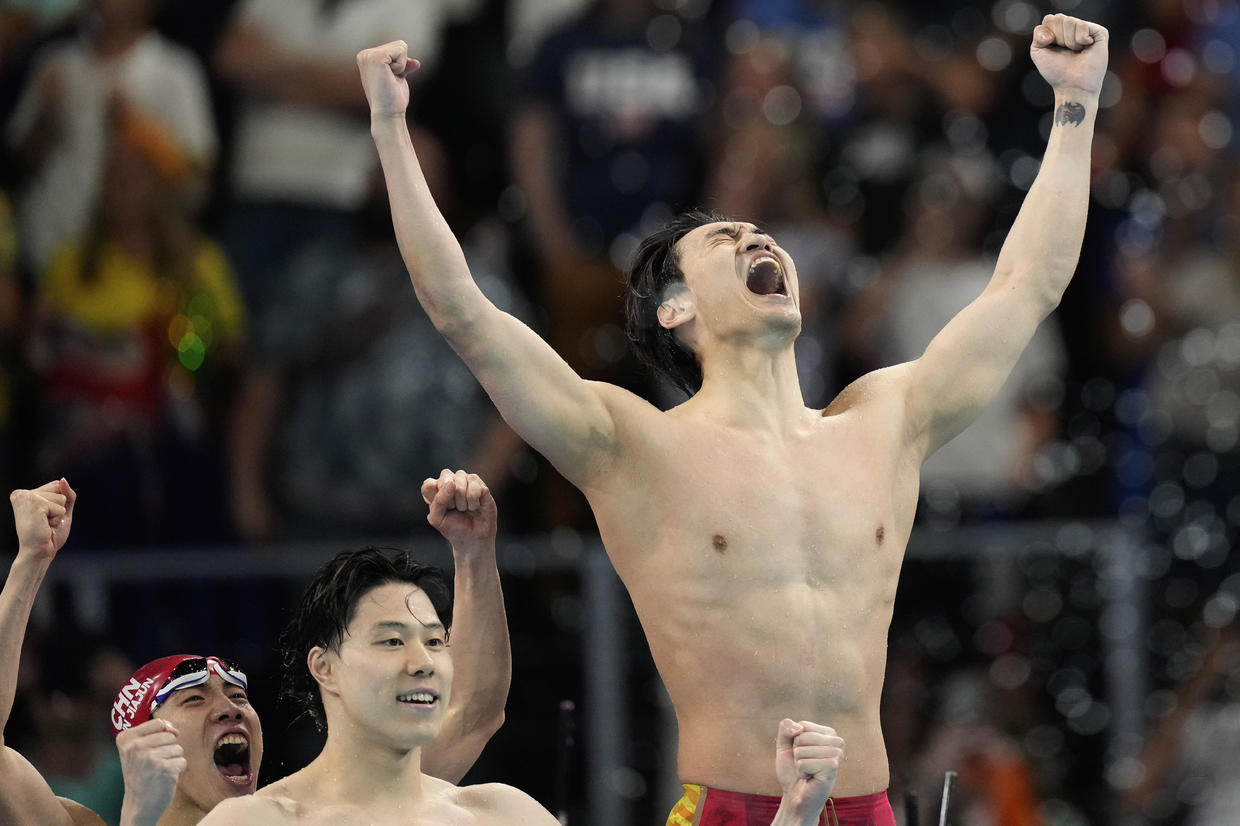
[421,469,497,546]
[10,478,75,560]
[1029,14,1108,97]
[356,41,420,119]
[773,719,845,825]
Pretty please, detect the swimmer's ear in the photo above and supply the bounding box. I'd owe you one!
[657,285,694,331]
[307,646,336,694]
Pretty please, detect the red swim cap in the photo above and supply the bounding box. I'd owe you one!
[110,655,248,736]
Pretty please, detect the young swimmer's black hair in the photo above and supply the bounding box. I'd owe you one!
[280,547,453,731]
[624,209,730,397]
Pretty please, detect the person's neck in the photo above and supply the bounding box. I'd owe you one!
[95,25,147,59]
[308,725,428,806]
[682,343,809,435]
[155,794,208,826]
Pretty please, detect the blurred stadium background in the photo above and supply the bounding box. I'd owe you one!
[2,0,1239,823]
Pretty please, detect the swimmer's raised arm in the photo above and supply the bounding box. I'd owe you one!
[901,14,1107,459]
[0,480,96,826]
[770,719,845,826]
[420,469,510,782]
[358,41,622,486]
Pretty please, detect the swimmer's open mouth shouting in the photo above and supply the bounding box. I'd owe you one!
[746,255,786,297]
[214,732,252,786]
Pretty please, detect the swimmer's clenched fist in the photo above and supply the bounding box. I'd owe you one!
[422,469,497,547]
[116,719,186,826]
[11,478,75,559]
[356,41,420,119]
[1029,14,1108,96]
[772,720,845,825]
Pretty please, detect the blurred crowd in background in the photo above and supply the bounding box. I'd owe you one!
[2,0,1240,823]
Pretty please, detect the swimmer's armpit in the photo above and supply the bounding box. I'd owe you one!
[1055,102,1086,127]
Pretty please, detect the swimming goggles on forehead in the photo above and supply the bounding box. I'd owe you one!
[152,656,248,709]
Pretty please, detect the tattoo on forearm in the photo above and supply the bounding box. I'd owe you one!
[1056,102,1087,127]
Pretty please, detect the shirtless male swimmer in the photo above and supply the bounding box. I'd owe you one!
[0,470,511,825]
[355,11,1108,825]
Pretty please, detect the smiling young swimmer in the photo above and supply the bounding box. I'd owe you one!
[195,474,560,825]
[358,12,1108,825]
[0,471,512,826]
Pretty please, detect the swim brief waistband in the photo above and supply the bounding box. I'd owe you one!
[667,784,896,826]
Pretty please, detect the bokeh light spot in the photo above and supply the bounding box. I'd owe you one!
[177,332,206,371]
[647,14,682,53]
[993,0,1039,35]
[1199,110,1233,150]
[725,19,760,55]
[1161,48,1197,86]
[762,85,802,125]
[1119,299,1155,338]
[976,36,1012,71]
[1202,39,1235,75]
[1131,28,1166,63]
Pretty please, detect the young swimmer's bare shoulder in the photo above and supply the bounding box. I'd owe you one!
[56,797,107,826]
[197,792,297,825]
[448,782,561,824]
[821,363,911,419]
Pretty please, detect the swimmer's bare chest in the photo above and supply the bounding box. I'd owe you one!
[587,407,917,794]
[284,804,493,826]
[252,780,498,826]
[594,408,914,597]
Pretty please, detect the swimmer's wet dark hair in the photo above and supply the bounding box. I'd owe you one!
[624,209,730,397]
[280,547,453,731]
